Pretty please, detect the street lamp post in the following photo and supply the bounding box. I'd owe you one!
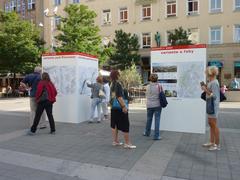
[44,7,58,52]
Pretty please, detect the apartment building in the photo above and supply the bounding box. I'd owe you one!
[80,0,240,85]
[1,0,240,85]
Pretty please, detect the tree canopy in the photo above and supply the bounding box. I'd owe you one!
[168,27,192,46]
[0,11,44,75]
[55,4,110,64]
[109,29,140,70]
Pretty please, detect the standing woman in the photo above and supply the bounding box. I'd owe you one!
[201,66,220,151]
[110,70,136,149]
[143,74,163,140]
[87,76,104,123]
[28,72,57,135]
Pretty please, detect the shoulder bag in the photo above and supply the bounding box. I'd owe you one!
[157,84,168,108]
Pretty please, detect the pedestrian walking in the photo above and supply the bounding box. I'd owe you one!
[87,76,104,123]
[27,72,57,135]
[101,77,110,120]
[110,70,136,149]
[201,66,221,151]
[143,73,163,140]
[21,66,47,129]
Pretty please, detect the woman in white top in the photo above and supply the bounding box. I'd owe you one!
[101,77,110,120]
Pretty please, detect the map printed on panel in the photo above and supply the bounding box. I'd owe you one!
[78,66,98,96]
[177,62,204,98]
[43,66,77,96]
[152,62,204,98]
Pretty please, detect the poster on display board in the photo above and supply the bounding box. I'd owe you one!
[42,52,98,124]
[151,45,206,134]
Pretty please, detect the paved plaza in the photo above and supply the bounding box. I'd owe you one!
[0,98,239,180]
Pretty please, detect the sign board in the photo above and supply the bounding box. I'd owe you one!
[42,52,98,123]
[151,45,206,134]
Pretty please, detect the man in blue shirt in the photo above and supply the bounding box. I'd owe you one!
[230,77,240,90]
[21,66,47,128]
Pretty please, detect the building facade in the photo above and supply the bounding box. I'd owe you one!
[1,0,240,86]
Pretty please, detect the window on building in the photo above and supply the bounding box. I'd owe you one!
[16,0,21,12]
[210,0,222,13]
[73,0,80,3]
[28,0,35,10]
[234,61,240,78]
[54,0,61,6]
[234,25,240,42]
[187,0,199,15]
[55,16,61,28]
[4,3,10,12]
[166,0,177,17]
[235,0,240,10]
[188,28,199,44]
[10,0,16,11]
[142,33,151,48]
[119,7,128,23]
[102,9,111,25]
[210,26,222,44]
[142,4,151,20]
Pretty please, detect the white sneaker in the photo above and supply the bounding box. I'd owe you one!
[202,142,213,147]
[124,144,136,149]
[112,141,123,146]
[208,144,221,151]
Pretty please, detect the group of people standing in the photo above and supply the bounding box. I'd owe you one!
[20,66,57,135]
[21,65,221,151]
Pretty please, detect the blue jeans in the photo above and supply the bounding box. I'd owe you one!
[89,98,102,121]
[144,107,162,139]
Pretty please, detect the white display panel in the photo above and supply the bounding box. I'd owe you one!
[42,52,98,123]
[151,45,206,134]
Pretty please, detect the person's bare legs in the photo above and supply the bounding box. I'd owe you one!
[208,118,215,144]
[209,118,220,145]
[123,132,130,145]
[112,127,119,143]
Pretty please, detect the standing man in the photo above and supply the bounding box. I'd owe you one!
[101,77,110,120]
[230,77,240,90]
[21,66,47,129]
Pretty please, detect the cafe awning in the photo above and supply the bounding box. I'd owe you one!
[208,60,223,67]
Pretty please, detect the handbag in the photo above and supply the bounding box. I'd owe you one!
[201,91,227,102]
[98,89,105,99]
[206,96,215,114]
[39,85,48,102]
[158,84,168,108]
[112,98,128,110]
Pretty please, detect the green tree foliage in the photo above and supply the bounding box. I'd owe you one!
[109,29,140,70]
[168,27,192,46]
[119,64,142,90]
[0,11,44,87]
[55,4,110,64]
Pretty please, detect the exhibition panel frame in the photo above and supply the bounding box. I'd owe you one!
[151,45,206,134]
[42,52,98,123]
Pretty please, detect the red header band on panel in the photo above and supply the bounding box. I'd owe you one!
[151,44,206,51]
[42,52,98,60]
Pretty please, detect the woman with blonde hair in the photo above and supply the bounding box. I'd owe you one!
[201,66,220,151]
[87,76,104,123]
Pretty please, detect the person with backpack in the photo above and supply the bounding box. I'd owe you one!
[27,72,57,135]
[20,66,47,129]
[87,76,104,123]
